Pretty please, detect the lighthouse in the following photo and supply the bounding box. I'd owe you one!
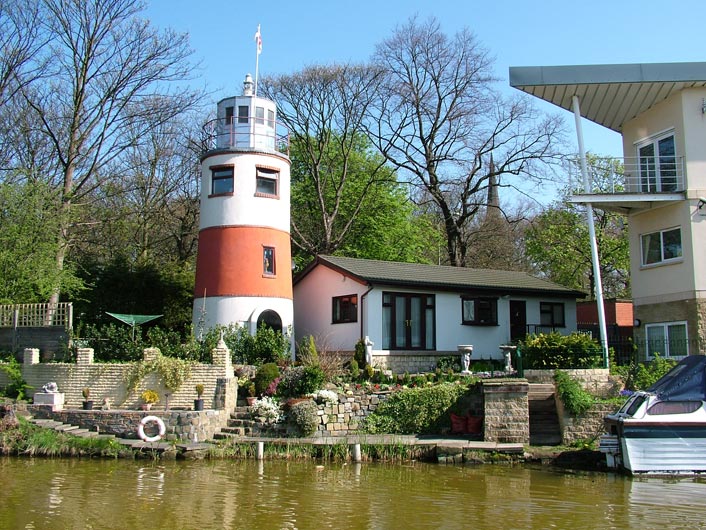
[193,74,293,340]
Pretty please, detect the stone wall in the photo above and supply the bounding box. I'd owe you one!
[2,346,237,412]
[481,381,529,444]
[371,351,462,374]
[524,368,621,397]
[30,407,230,442]
[556,401,617,445]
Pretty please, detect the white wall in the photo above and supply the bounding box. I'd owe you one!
[293,265,368,352]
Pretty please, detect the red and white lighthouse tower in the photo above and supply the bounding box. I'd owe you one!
[193,74,292,338]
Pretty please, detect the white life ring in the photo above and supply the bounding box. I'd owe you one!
[138,415,166,443]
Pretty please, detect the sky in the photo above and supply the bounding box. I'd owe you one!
[145,0,706,180]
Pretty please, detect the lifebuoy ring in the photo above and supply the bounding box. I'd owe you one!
[138,415,166,442]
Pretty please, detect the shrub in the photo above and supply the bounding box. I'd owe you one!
[554,370,594,416]
[616,353,678,391]
[249,396,281,423]
[140,389,160,404]
[520,332,603,369]
[297,365,326,396]
[276,366,305,398]
[436,356,460,372]
[0,357,31,399]
[288,400,319,436]
[363,383,469,435]
[349,359,359,379]
[363,364,374,381]
[297,335,319,366]
[254,363,280,396]
[354,339,367,369]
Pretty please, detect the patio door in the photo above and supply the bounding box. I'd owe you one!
[509,300,526,342]
[638,134,677,192]
[382,292,435,350]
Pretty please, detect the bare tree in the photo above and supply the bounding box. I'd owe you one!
[368,17,564,266]
[260,64,393,258]
[17,0,202,303]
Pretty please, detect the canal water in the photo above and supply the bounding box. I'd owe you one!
[2,457,706,529]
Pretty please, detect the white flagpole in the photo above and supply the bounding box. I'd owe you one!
[254,24,261,97]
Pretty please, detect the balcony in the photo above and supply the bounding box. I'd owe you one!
[567,156,686,213]
[201,117,290,157]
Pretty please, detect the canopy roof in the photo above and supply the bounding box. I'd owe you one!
[106,312,162,327]
[648,355,706,402]
[509,62,706,132]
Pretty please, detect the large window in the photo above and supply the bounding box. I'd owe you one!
[332,294,357,324]
[255,167,279,197]
[638,132,677,192]
[255,106,265,125]
[211,166,233,195]
[641,227,682,266]
[382,292,435,350]
[263,247,275,275]
[646,321,688,358]
[461,297,498,325]
[225,106,234,124]
[237,105,249,124]
[540,302,565,327]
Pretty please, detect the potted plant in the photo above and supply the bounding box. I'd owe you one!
[194,384,205,411]
[140,389,160,411]
[82,387,93,410]
[244,381,257,406]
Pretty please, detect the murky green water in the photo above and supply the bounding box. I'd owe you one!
[2,457,706,529]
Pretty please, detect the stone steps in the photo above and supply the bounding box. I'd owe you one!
[28,418,113,439]
[528,384,562,446]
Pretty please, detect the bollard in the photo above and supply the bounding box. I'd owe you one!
[256,441,264,460]
[352,443,362,463]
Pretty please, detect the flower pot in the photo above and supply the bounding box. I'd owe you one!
[246,396,257,406]
[82,400,93,410]
[194,398,204,411]
[140,403,152,411]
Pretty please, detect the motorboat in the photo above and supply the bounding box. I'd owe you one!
[600,355,706,474]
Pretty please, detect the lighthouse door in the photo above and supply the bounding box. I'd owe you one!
[257,310,283,333]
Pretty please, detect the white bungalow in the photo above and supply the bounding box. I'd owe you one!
[293,255,584,372]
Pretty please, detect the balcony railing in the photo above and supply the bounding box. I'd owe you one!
[568,156,686,195]
[202,117,290,156]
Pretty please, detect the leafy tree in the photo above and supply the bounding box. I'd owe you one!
[525,195,629,298]
[7,0,200,305]
[368,17,563,267]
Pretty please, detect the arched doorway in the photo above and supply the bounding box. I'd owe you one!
[257,310,282,333]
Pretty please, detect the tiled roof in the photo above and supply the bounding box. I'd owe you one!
[311,255,585,297]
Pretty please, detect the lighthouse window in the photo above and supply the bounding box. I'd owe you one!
[256,167,279,197]
[267,109,275,127]
[255,106,265,125]
[210,166,233,195]
[263,247,275,275]
[225,106,234,124]
[237,105,249,124]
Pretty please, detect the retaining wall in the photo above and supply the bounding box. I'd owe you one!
[482,381,529,444]
[556,401,617,445]
[524,368,621,397]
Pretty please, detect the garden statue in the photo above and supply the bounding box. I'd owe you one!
[41,382,59,393]
[101,397,112,410]
[364,336,374,366]
[504,350,513,372]
[458,345,473,374]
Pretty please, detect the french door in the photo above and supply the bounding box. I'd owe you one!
[382,292,435,350]
[638,134,677,192]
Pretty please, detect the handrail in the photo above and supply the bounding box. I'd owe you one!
[567,156,686,194]
[202,116,290,156]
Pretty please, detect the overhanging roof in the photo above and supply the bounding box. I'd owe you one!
[296,255,585,298]
[509,62,706,132]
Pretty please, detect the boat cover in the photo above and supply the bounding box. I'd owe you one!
[648,355,706,401]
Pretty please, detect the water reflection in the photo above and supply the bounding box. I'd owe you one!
[2,457,706,529]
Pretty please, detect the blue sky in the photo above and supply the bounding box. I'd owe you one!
[146,0,706,162]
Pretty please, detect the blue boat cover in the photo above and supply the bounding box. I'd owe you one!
[648,355,706,401]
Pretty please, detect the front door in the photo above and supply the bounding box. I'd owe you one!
[509,300,526,342]
[382,292,435,350]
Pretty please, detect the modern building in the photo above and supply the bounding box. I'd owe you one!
[293,255,584,370]
[510,62,706,359]
[192,75,293,338]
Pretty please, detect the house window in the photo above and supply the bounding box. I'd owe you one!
[540,302,565,327]
[646,321,688,358]
[382,292,435,350]
[263,247,275,275]
[641,227,682,266]
[237,105,249,124]
[255,106,265,125]
[256,167,279,197]
[225,106,234,124]
[637,132,677,192]
[461,297,498,325]
[267,109,275,128]
[211,166,233,195]
[332,294,358,324]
